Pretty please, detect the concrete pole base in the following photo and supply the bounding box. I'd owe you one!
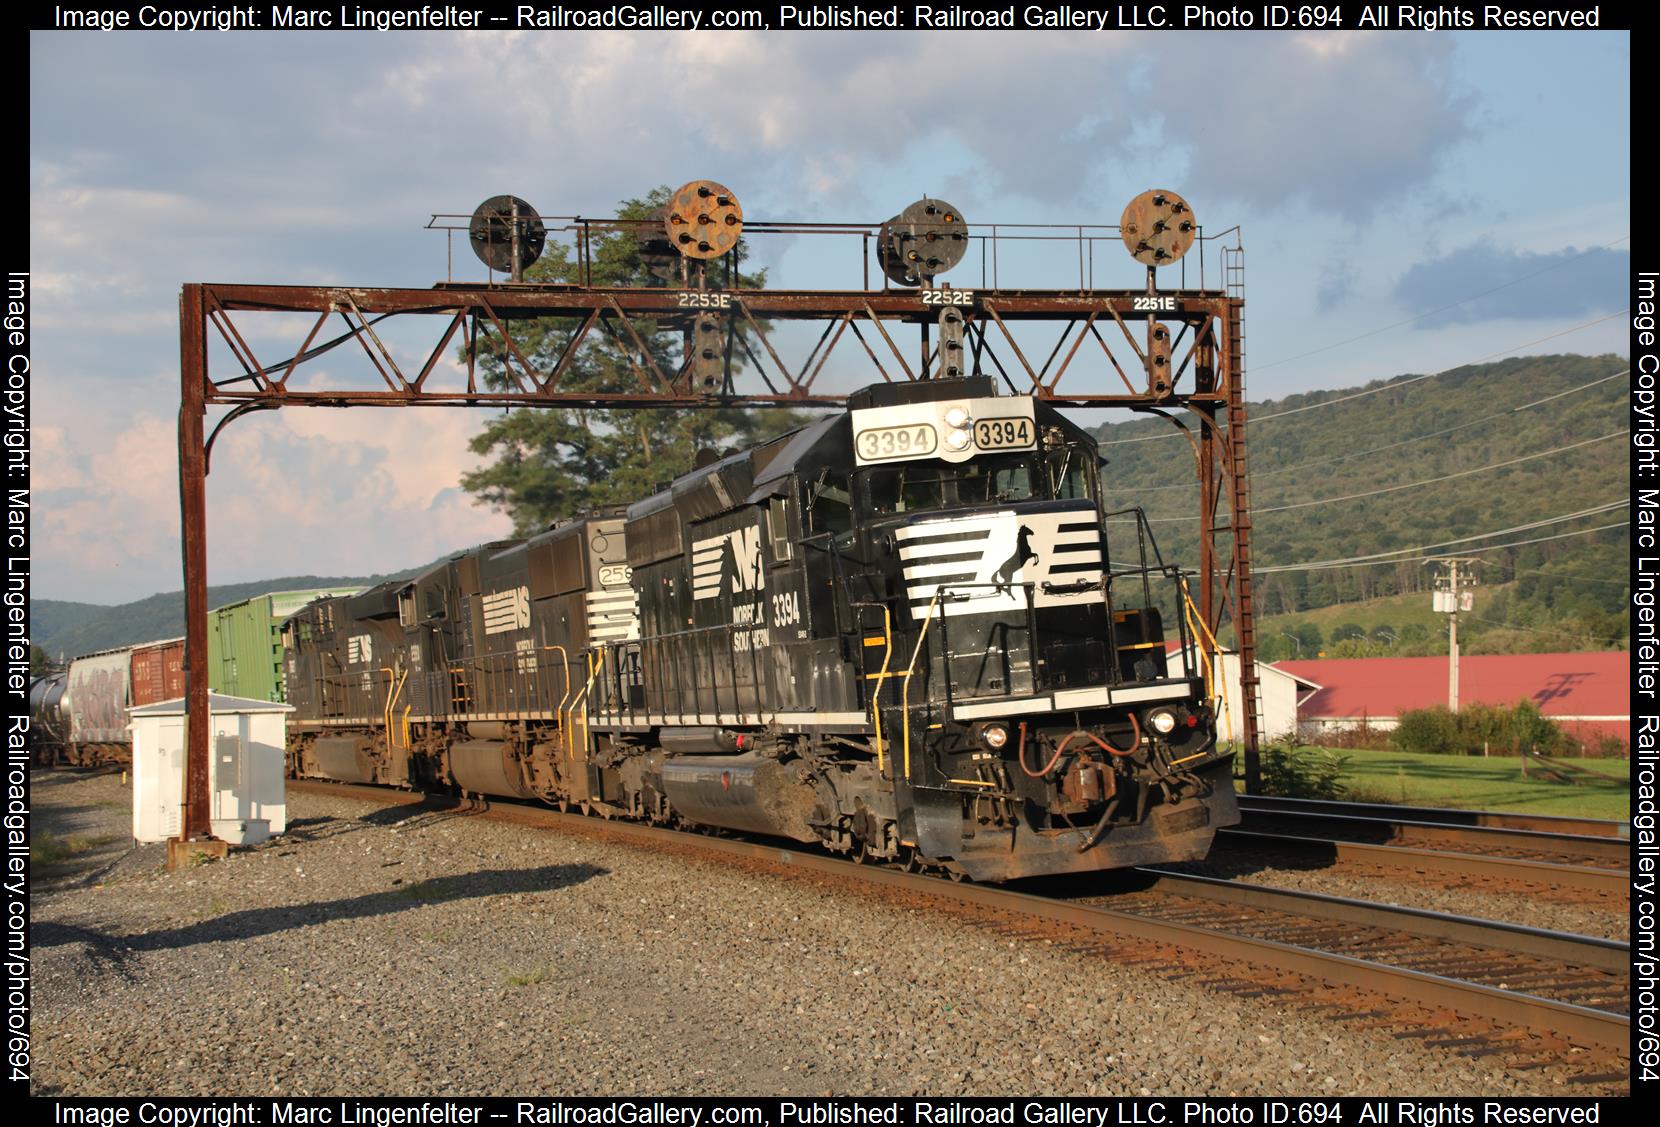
[166,838,229,870]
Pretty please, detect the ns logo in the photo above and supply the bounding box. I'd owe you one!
[691,526,763,602]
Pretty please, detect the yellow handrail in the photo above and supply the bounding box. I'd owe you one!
[1178,577,1232,746]
[543,645,572,760]
[390,668,408,748]
[899,589,946,780]
[852,603,893,774]
[568,649,606,765]
[379,667,400,749]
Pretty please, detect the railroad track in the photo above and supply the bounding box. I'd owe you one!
[1239,795,1630,839]
[286,779,1630,1089]
[1229,796,1630,899]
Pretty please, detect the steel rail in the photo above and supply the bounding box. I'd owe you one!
[1236,795,1630,839]
[1236,806,1632,867]
[1217,828,1631,896]
[1130,869,1629,973]
[290,780,1630,1053]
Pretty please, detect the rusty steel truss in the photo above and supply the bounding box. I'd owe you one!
[177,235,1263,843]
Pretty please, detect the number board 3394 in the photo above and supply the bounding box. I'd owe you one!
[972,417,1033,451]
[855,424,938,463]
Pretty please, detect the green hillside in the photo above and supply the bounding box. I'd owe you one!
[1240,581,1618,662]
[1097,353,1628,655]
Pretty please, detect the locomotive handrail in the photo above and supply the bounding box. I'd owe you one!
[569,649,606,762]
[851,601,893,775]
[379,666,409,751]
[1179,577,1232,746]
[544,645,572,761]
[900,589,946,780]
[621,621,778,725]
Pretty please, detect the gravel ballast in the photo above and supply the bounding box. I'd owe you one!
[28,770,1610,1097]
[1175,854,1628,941]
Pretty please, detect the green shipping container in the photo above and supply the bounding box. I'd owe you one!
[207,588,363,701]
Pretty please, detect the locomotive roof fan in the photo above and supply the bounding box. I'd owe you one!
[878,197,969,287]
[469,194,547,281]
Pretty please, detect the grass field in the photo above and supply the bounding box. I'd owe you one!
[1261,746,1631,821]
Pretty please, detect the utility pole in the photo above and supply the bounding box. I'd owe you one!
[1428,557,1479,711]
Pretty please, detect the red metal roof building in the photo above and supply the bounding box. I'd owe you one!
[1274,651,1630,750]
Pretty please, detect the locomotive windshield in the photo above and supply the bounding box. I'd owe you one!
[861,446,1094,517]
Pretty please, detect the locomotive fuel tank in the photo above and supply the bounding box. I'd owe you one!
[660,752,824,843]
[308,735,377,784]
[448,739,535,799]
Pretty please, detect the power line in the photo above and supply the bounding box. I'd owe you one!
[1503,566,1630,587]
[1260,521,1627,575]
[1422,520,1629,560]
[1099,312,1627,446]
[1125,368,1628,492]
[1251,502,1628,573]
[1250,370,1628,484]
[1250,235,1629,373]
[1140,431,1625,520]
[1252,431,1625,514]
[1252,311,1628,424]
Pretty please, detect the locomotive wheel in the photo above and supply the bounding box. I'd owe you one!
[898,847,922,874]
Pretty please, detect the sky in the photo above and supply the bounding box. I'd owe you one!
[28,28,1630,606]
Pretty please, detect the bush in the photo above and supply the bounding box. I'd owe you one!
[1390,706,1464,756]
[1389,700,1570,756]
[1301,719,1391,751]
[1258,739,1349,800]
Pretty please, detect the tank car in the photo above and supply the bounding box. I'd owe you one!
[27,670,70,763]
[282,377,1239,880]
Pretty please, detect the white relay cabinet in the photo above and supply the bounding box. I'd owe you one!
[129,694,292,845]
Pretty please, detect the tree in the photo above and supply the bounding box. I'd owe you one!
[462,188,809,533]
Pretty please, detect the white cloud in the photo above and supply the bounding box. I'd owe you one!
[31,399,511,602]
[25,29,1624,606]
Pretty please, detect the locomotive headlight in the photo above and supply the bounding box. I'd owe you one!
[1147,708,1178,735]
[944,407,970,429]
[980,723,1009,750]
[945,427,971,451]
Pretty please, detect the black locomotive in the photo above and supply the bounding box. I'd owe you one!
[282,376,1238,880]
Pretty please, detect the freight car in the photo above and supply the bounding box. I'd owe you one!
[284,377,1239,880]
[32,639,187,764]
[29,586,361,765]
[207,588,365,702]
